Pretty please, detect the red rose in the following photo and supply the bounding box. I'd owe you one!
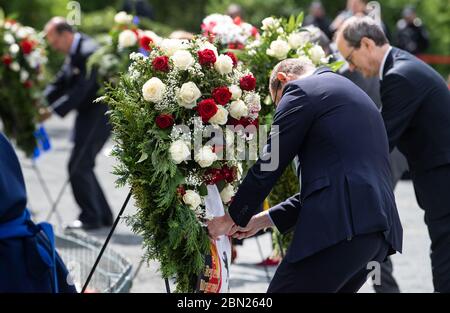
[177,185,186,196]
[228,117,258,130]
[152,56,170,72]
[204,168,223,185]
[197,49,216,67]
[23,80,33,89]
[239,74,256,91]
[225,52,238,67]
[20,40,33,55]
[139,35,153,51]
[228,42,244,50]
[1,55,13,66]
[155,114,174,129]
[233,16,242,25]
[222,165,237,183]
[196,98,218,123]
[212,87,232,105]
[251,26,259,37]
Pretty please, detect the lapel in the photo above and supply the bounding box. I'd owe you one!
[68,35,83,76]
[382,48,395,80]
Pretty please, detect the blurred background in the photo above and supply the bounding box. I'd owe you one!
[0,0,448,77]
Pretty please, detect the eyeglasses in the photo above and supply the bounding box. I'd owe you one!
[273,79,281,105]
[344,47,356,66]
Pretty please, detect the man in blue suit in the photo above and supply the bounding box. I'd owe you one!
[0,133,77,292]
[41,17,113,230]
[336,16,450,293]
[208,58,403,292]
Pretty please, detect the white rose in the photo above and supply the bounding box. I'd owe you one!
[194,146,218,168]
[177,82,202,109]
[220,184,235,204]
[296,55,314,66]
[10,62,20,72]
[143,30,162,45]
[142,77,166,103]
[183,190,202,210]
[20,70,29,82]
[198,41,218,56]
[261,17,277,30]
[309,45,326,64]
[229,85,242,100]
[16,26,34,39]
[160,39,186,57]
[4,33,15,44]
[114,11,133,24]
[266,39,290,60]
[209,106,229,125]
[214,54,233,75]
[288,32,309,49]
[228,100,248,119]
[169,140,191,164]
[171,50,195,71]
[118,30,137,48]
[9,43,20,55]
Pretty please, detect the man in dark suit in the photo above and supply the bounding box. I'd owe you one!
[41,17,112,230]
[0,133,77,293]
[336,16,450,292]
[207,58,403,292]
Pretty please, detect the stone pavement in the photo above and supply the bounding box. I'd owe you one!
[17,113,433,293]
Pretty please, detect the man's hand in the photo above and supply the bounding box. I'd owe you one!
[206,213,235,240]
[232,211,274,240]
[38,107,53,122]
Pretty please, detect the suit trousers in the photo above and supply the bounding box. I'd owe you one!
[412,164,450,292]
[69,110,112,226]
[267,232,390,293]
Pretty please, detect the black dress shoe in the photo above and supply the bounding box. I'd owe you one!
[65,220,102,231]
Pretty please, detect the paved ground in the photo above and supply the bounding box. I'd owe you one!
[16,113,433,293]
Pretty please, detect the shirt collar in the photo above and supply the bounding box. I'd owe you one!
[379,46,392,81]
[70,32,81,56]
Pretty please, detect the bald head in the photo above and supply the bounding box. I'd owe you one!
[44,17,74,54]
[269,58,316,105]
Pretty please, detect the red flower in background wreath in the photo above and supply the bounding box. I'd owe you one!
[139,35,153,51]
[20,40,34,55]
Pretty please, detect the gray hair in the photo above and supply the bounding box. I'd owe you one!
[269,58,315,92]
[341,16,388,48]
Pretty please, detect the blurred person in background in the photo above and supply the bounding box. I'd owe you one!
[122,0,154,21]
[396,5,429,55]
[304,1,332,39]
[41,17,113,231]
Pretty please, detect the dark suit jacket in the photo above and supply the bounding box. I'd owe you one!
[0,133,76,292]
[44,33,110,144]
[380,47,450,173]
[229,68,403,263]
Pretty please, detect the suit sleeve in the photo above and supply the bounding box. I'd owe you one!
[46,67,99,117]
[268,193,301,234]
[228,84,315,227]
[44,69,67,105]
[381,74,423,152]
